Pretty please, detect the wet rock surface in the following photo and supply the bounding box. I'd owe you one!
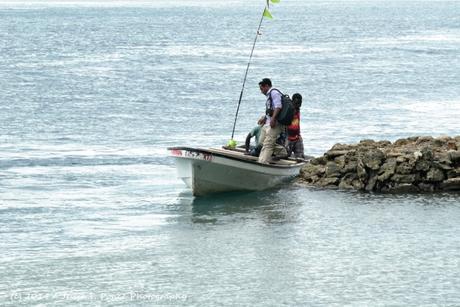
[300,136,460,193]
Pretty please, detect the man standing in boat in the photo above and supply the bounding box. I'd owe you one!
[287,93,305,159]
[257,78,287,164]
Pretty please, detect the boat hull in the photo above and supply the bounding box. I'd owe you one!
[169,147,304,196]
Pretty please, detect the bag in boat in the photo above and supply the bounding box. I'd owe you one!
[268,89,295,125]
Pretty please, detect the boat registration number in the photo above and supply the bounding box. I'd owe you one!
[171,149,213,161]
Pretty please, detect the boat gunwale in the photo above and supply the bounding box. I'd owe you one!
[167,146,305,169]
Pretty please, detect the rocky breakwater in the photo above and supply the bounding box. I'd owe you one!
[300,136,460,193]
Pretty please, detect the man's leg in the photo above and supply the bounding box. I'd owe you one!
[258,125,282,163]
[273,144,288,159]
[258,125,267,148]
[293,138,305,159]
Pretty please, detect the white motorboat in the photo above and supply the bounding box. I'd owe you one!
[168,146,306,196]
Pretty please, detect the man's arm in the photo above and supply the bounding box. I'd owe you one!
[245,133,252,152]
[257,115,266,125]
[270,108,281,127]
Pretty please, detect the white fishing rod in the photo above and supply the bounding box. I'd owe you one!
[228,4,275,148]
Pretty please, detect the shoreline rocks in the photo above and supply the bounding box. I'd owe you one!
[299,136,460,193]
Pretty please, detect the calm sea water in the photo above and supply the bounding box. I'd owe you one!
[1,0,460,305]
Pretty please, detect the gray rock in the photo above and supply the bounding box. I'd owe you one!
[341,161,357,173]
[391,174,417,184]
[385,183,419,193]
[435,152,452,165]
[318,177,340,187]
[447,168,460,179]
[415,159,431,172]
[426,167,445,182]
[325,161,342,178]
[365,172,379,191]
[334,155,347,170]
[325,150,349,159]
[387,151,402,158]
[396,162,414,175]
[331,143,356,151]
[300,164,325,178]
[416,136,434,145]
[338,173,358,190]
[376,140,392,147]
[394,138,409,146]
[447,141,457,150]
[359,139,376,146]
[396,155,407,163]
[448,151,460,163]
[352,179,365,190]
[362,149,385,170]
[432,161,453,171]
[310,156,327,165]
[379,159,397,173]
[414,151,423,160]
[440,178,460,191]
[298,135,460,193]
[433,138,447,147]
[357,159,367,179]
[378,172,393,182]
[421,147,434,160]
[418,183,435,192]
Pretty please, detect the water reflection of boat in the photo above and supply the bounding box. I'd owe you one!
[168,146,305,196]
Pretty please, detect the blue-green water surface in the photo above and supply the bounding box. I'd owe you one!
[1,0,460,305]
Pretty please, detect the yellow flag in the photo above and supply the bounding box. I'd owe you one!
[263,8,273,19]
[271,0,280,3]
